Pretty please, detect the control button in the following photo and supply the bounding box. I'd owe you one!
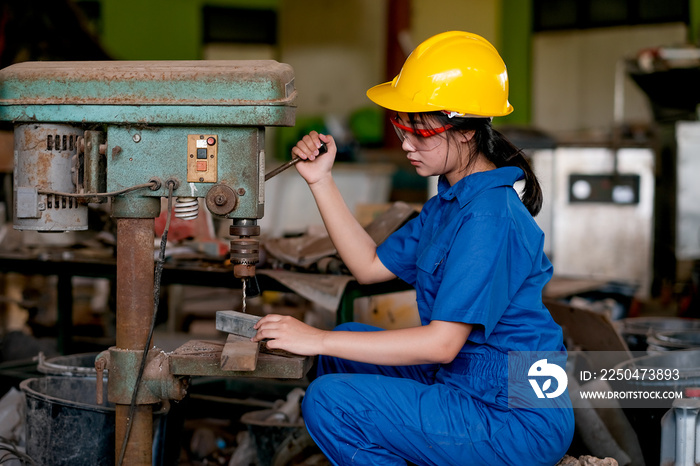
[197,148,207,159]
[196,161,207,171]
[207,137,216,146]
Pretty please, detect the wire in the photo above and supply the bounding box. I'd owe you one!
[116,180,174,466]
[38,181,157,199]
[0,437,37,465]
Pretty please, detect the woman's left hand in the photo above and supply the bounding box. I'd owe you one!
[252,314,327,356]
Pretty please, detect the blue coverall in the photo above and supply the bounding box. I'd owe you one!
[301,167,575,465]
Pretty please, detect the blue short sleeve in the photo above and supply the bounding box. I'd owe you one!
[376,205,431,286]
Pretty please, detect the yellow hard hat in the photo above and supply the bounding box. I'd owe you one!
[367,31,513,117]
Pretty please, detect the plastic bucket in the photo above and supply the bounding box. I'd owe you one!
[20,376,115,466]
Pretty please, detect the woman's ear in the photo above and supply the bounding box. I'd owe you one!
[459,130,475,143]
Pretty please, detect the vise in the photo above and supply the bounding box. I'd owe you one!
[0,60,307,465]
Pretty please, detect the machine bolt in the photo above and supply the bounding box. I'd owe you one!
[214,195,226,206]
[237,188,246,196]
[132,134,141,143]
[38,202,45,211]
[199,177,204,182]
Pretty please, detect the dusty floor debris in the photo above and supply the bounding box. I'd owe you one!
[556,455,619,465]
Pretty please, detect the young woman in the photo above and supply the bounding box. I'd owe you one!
[253,31,574,465]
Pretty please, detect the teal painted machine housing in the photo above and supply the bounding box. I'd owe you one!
[0,60,296,220]
[106,125,264,218]
[0,61,296,126]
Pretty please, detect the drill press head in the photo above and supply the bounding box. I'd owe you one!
[0,60,296,235]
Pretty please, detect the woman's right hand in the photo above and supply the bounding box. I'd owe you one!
[291,131,336,185]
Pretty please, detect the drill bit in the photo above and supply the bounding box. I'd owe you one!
[241,278,247,313]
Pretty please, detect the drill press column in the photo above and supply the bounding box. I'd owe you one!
[115,218,155,465]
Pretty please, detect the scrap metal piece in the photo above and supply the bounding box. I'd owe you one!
[264,201,418,268]
[220,334,259,371]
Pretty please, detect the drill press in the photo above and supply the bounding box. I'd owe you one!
[0,60,303,465]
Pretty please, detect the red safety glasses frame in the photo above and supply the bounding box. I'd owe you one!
[390,114,453,138]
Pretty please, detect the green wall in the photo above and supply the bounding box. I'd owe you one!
[95,0,278,60]
[691,0,700,43]
[498,0,532,125]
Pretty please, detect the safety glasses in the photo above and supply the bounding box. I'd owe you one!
[390,115,453,150]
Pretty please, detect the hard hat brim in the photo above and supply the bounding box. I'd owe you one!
[366,81,441,114]
[366,81,514,117]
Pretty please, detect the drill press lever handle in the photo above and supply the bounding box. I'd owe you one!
[264,142,328,181]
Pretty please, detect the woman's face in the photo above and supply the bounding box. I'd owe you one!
[394,112,470,185]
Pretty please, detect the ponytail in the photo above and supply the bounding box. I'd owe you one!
[416,112,543,217]
[476,125,543,217]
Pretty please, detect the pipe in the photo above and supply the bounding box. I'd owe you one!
[115,218,155,466]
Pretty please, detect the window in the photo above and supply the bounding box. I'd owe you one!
[533,0,689,31]
[202,7,277,45]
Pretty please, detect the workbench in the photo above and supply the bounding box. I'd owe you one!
[0,249,412,354]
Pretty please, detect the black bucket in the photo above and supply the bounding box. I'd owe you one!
[37,352,103,378]
[20,376,115,466]
[616,317,700,351]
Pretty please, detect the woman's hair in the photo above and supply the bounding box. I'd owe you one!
[406,112,543,217]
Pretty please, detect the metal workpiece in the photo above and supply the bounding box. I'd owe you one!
[13,123,88,231]
[0,60,297,126]
[216,310,262,339]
